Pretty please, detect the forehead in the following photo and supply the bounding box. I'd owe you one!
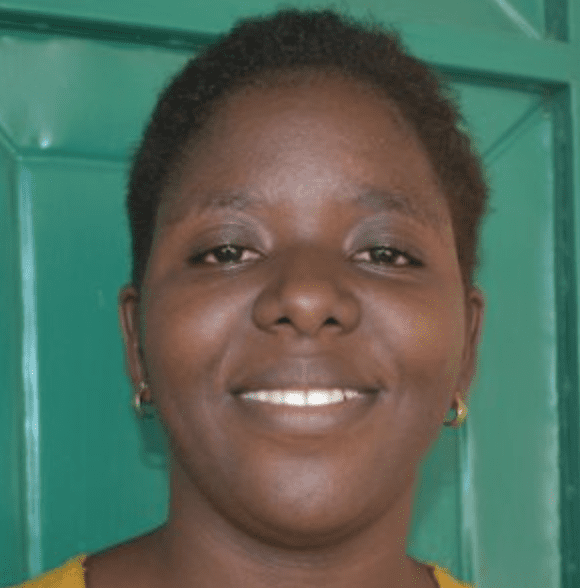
[158,73,451,232]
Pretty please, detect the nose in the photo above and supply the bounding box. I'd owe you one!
[252,247,360,337]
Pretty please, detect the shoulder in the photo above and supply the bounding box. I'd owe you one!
[432,564,473,588]
[11,555,87,588]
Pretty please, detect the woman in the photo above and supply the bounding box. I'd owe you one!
[18,8,486,588]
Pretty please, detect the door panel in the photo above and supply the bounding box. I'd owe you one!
[25,158,169,568]
[464,91,559,587]
[0,142,26,585]
[0,35,190,160]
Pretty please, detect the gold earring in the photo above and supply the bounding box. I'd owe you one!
[443,397,468,428]
[132,381,154,418]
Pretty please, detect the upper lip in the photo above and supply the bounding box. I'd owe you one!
[230,358,380,395]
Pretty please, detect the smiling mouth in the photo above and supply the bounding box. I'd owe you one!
[238,388,373,406]
[232,382,380,435]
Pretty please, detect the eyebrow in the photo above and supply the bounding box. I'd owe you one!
[162,189,251,226]
[164,185,444,228]
[352,188,444,227]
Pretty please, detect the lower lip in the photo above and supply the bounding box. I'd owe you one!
[232,391,380,436]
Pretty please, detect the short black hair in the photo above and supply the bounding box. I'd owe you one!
[127,8,488,291]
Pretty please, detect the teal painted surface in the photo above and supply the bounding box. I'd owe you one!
[0,7,577,83]
[545,0,568,40]
[1,1,580,587]
[468,91,560,587]
[0,35,190,160]
[571,0,580,42]
[0,0,548,38]
[0,141,26,584]
[17,163,41,578]
[407,428,464,575]
[401,23,573,84]
[553,85,580,588]
[27,158,169,568]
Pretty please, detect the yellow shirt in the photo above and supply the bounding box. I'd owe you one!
[15,554,473,587]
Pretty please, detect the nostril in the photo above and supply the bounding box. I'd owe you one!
[324,317,340,326]
[276,317,292,325]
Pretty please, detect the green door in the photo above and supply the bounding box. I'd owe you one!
[1,2,579,587]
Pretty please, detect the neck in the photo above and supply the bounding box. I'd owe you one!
[150,463,432,588]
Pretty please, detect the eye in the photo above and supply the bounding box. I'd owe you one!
[189,244,262,266]
[352,246,422,267]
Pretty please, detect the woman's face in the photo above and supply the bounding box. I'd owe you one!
[121,74,483,547]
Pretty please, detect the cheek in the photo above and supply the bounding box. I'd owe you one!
[141,286,244,390]
[373,292,466,394]
[139,288,246,467]
[408,303,464,367]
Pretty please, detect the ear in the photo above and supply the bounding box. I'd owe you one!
[457,286,485,404]
[118,285,150,401]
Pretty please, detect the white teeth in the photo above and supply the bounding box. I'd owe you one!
[239,388,363,406]
[344,389,362,400]
[307,389,344,405]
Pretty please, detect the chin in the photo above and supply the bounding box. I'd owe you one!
[219,469,399,551]
[236,501,379,550]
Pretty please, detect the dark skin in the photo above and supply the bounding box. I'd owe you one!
[85,73,483,588]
